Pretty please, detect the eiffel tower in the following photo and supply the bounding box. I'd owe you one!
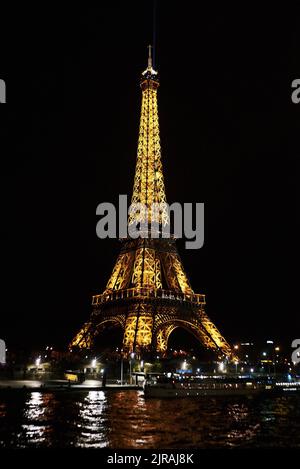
[71,47,234,359]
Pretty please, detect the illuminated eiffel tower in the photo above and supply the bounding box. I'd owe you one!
[71,47,234,359]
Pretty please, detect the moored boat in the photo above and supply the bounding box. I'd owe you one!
[144,377,263,398]
[143,374,300,398]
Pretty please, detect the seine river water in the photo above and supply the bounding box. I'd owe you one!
[0,390,299,448]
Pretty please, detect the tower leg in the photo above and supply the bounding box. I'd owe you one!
[70,322,94,349]
[155,324,175,355]
[123,304,154,355]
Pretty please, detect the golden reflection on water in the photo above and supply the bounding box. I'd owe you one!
[225,402,260,446]
[108,394,263,448]
[76,390,108,448]
[108,391,158,448]
[21,392,54,447]
[0,390,299,448]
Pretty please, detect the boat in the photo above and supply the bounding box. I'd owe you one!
[143,374,273,398]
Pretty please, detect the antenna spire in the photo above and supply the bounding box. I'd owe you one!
[141,44,158,80]
[148,44,152,70]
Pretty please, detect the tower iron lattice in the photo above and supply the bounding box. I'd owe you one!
[70,47,234,359]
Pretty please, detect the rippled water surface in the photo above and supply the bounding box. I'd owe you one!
[0,390,299,448]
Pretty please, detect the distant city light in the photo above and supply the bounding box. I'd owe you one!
[267,340,274,344]
[35,357,41,367]
[234,345,239,350]
[275,347,280,352]
[250,368,254,373]
[262,352,267,356]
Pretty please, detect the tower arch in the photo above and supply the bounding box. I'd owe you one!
[155,319,222,355]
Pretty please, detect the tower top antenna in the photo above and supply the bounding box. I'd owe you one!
[147,44,152,70]
[141,44,158,79]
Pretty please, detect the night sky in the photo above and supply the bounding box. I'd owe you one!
[0,4,299,351]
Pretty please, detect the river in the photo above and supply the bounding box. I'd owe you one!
[0,390,299,448]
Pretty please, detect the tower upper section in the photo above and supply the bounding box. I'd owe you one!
[128,46,169,230]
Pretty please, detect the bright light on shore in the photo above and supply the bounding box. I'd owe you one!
[218,362,225,372]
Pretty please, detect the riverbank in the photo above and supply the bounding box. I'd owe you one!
[0,379,141,392]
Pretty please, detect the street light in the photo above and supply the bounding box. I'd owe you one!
[120,357,124,386]
[129,353,135,384]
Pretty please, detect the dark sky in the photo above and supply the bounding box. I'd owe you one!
[0,3,299,350]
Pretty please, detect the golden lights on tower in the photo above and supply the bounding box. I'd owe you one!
[70,46,235,360]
